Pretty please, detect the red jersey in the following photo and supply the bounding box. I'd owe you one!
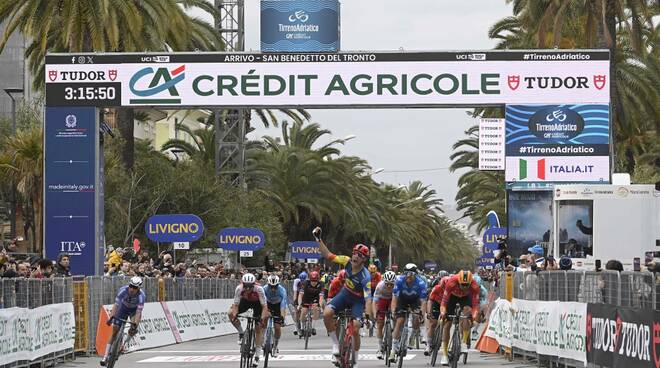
[440,274,480,314]
[328,277,343,298]
[369,272,382,292]
[428,276,449,303]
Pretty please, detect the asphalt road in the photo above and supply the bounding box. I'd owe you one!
[63,322,534,368]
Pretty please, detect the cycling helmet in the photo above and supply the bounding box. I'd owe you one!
[242,273,256,284]
[404,263,418,274]
[383,271,396,283]
[129,276,143,288]
[559,256,572,270]
[337,269,347,281]
[437,270,449,279]
[368,264,378,273]
[353,244,369,257]
[457,270,473,287]
[267,274,280,286]
[309,271,320,282]
[298,271,308,281]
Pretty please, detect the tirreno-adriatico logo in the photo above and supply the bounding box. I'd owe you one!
[288,10,309,23]
[129,65,185,104]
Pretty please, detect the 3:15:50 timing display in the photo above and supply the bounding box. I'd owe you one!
[64,86,116,100]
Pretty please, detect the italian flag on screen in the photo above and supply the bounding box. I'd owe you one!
[519,158,546,180]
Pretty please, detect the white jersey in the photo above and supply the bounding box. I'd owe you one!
[293,278,302,294]
[232,284,266,305]
[373,280,394,302]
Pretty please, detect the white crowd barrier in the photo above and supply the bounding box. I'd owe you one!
[0,303,76,366]
[96,298,294,355]
[485,298,588,365]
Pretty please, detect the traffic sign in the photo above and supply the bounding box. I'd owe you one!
[239,250,253,257]
[173,242,190,250]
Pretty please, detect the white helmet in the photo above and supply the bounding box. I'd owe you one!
[242,273,256,284]
[383,271,396,283]
[267,274,280,286]
[129,276,143,288]
[404,263,418,274]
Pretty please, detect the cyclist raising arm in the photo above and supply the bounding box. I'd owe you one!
[439,270,480,366]
[101,277,145,366]
[314,226,372,368]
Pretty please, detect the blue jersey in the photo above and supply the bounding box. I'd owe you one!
[393,275,428,300]
[264,284,288,308]
[115,285,146,311]
[328,254,371,300]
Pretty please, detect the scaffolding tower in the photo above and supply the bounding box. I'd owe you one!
[214,0,247,188]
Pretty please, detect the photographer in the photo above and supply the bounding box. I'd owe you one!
[493,238,511,271]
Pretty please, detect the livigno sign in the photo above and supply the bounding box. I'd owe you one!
[261,0,340,52]
[145,214,204,242]
[44,51,609,108]
[217,228,266,251]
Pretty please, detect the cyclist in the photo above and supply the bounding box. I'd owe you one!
[372,270,396,359]
[229,273,270,367]
[428,270,449,293]
[298,270,324,336]
[472,274,489,323]
[438,270,480,366]
[389,263,428,362]
[424,272,451,356]
[368,264,382,298]
[264,274,287,356]
[100,276,145,366]
[292,271,307,335]
[314,226,372,367]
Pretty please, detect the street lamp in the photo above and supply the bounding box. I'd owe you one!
[3,88,23,241]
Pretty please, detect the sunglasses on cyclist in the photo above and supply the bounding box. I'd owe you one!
[405,271,416,278]
[352,251,367,259]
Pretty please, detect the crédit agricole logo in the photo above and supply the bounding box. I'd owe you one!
[129,65,185,104]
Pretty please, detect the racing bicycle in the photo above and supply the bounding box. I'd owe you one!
[392,307,421,368]
[301,305,315,350]
[262,315,281,368]
[381,311,394,367]
[104,317,137,368]
[238,315,259,368]
[446,303,471,368]
[335,307,358,368]
[428,316,443,367]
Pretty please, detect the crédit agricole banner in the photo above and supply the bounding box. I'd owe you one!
[44,51,609,107]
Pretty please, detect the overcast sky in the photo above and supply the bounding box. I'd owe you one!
[194,1,512,216]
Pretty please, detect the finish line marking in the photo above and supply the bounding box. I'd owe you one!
[138,354,416,362]
[132,349,380,353]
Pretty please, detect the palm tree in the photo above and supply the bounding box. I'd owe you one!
[0,126,43,251]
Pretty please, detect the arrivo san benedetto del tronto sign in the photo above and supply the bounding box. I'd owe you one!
[44,50,609,108]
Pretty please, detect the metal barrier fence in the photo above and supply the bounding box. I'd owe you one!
[495,270,658,368]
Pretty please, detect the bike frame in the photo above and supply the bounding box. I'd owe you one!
[105,318,137,368]
[238,315,259,368]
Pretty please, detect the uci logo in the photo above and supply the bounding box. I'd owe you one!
[129,65,185,104]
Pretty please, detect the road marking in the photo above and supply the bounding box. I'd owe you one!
[138,354,417,362]
[132,349,380,353]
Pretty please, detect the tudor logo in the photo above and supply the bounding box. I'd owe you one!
[109,70,117,81]
[593,75,606,90]
[48,70,57,82]
[508,75,520,90]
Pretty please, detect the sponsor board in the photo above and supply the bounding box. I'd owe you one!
[505,156,610,182]
[261,0,340,52]
[554,184,656,200]
[0,303,76,366]
[45,51,609,107]
[44,107,100,275]
[217,228,266,251]
[145,214,204,243]
[290,241,322,259]
[586,303,659,368]
[479,118,505,170]
[486,299,587,363]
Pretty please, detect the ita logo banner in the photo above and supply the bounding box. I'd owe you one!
[290,241,321,259]
[145,214,204,243]
[217,228,265,251]
[505,104,610,183]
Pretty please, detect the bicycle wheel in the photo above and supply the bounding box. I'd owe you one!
[397,327,408,368]
[449,326,461,368]
[304,313,311,350]
[430,325,442,367]
[337,317,346,359]
[263,322,272,368]
[384,320,392,367]
[341,335,354,368]
[106,331,124,368]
